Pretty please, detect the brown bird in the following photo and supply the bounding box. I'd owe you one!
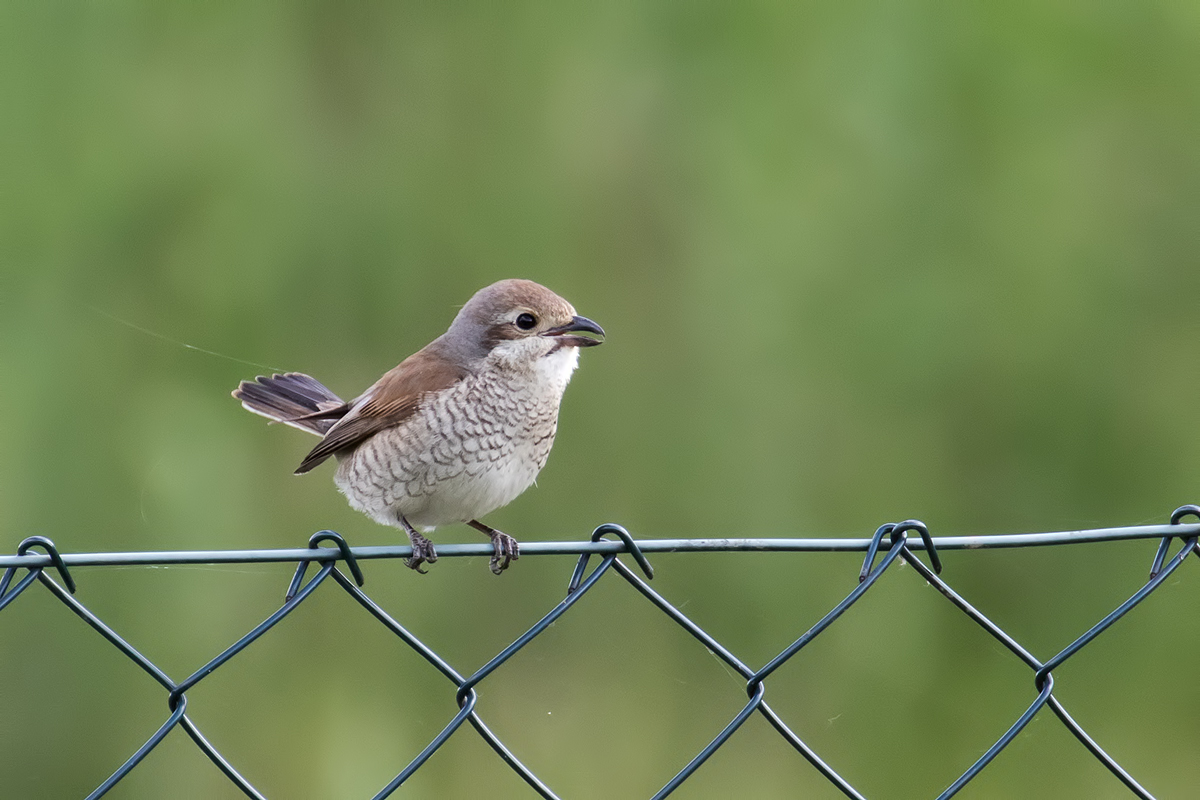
[233,279,604,574]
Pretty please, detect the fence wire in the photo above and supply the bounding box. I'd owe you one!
[3,506,1200,799]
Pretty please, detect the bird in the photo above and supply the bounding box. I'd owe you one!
[232,279,604,575]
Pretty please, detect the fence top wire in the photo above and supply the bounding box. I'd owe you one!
[3,521,1199,569]
[4,510,1199,800]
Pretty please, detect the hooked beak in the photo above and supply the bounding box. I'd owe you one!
[542,315,605,348]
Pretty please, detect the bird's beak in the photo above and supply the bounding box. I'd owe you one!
[542,315,605,347]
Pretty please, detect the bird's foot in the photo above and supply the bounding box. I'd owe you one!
[468,520,520,575]
[404,529,438,573]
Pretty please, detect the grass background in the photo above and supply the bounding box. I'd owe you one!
[2,3,1200,797]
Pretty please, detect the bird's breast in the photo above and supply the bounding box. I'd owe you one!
[333,359,571,529]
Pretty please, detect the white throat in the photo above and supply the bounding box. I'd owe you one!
[537,345,581,392]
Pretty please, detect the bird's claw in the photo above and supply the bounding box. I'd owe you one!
[489,531,520,575]
[404,531,438,573]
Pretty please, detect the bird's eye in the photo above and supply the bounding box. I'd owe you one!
[515,313,537,330]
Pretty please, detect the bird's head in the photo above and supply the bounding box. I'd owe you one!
[443,279,604,371]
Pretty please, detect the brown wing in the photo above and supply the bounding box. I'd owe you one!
[294,347,468,474]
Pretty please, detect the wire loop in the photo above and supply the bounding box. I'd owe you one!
[892,519,942,575]
[287,530,363,601]
[859,523,896,582]
[567,522,653,594]
[16,536,76,594]
[1150,504,1200,578]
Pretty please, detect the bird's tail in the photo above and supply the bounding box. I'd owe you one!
[232,372,348,435]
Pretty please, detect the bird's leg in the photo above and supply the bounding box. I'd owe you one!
[467,519,520,575]
[399,515,437,573]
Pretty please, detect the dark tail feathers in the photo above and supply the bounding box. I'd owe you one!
[233,372,347,435]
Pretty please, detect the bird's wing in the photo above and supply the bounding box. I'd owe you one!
[294,349,469,474]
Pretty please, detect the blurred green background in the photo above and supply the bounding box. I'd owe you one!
[3,3,1200,798]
